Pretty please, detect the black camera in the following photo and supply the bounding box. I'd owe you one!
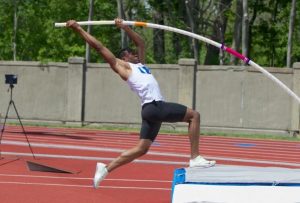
[5,74,18,85]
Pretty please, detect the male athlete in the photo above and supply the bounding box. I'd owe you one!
[66,18,215,189]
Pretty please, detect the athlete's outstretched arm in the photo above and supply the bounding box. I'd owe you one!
[115,18,145,64]
[67,20,121,73]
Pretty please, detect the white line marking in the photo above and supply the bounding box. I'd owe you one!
[4,134,300,157]
[0,181,171,190]
[0,173,172,183]
[1,151,188,165]
[4,140,300,162]
[2,151,300,167]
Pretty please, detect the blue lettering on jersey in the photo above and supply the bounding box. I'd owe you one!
[138,66,151,74]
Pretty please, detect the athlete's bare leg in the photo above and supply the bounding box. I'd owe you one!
[106,139,152,172]
[182,108,200,159]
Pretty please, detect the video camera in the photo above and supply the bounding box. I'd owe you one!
[5,74,18,85]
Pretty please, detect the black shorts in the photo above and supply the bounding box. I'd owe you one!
[140,100,187,141]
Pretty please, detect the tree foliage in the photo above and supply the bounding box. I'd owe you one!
[0,0,299,67]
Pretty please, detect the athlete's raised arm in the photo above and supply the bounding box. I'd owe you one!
[66,20,130,80]
[115,18,145,64]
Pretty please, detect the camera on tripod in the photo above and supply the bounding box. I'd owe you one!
[5,74,18,85]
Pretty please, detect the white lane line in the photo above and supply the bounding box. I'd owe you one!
[1,151,188,165]
[5,133,300,159]
[4,140,299,161]
[2,151,300,167]
[7,126,300,146]
[0,181,91,188]
[3,138,300,158]
[0,173,172,183]
[2,140,191,157]
[2,140,125,153]
[2,140,300,162]
[0,181,171,190]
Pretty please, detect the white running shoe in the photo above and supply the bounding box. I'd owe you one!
[93,162,108,189]
[189,155,216,168]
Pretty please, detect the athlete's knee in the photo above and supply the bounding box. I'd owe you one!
[193,110,200,121]
[136,145,149,156]
[120,145,149,159]
[184,108,200,123]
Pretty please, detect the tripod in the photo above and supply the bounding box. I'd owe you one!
[0,83,35,160]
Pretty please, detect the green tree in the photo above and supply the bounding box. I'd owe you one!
[0,0,299,67]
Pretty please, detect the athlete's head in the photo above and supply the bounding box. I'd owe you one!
[118,47,140,64]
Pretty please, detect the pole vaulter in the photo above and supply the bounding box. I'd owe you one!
[55,20,300,104]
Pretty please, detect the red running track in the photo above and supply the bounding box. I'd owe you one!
[0,125,299,203]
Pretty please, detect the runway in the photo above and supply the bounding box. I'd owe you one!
[0,125,299,202]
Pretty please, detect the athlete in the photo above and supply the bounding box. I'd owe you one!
[66,18,216,189]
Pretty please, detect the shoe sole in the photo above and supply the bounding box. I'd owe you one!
[189,161,216,168]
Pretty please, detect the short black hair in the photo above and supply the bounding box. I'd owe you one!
[118,47,134,59]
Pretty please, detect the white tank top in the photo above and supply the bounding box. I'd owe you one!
[126,62,164,105]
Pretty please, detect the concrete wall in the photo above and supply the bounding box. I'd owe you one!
[0,61,68,121]
[197,66,294,135]
[1,58,300,136]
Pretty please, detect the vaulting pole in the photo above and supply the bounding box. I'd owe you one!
[55,20,300,104]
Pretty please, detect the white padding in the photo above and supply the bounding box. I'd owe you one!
[172,184,300,203]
